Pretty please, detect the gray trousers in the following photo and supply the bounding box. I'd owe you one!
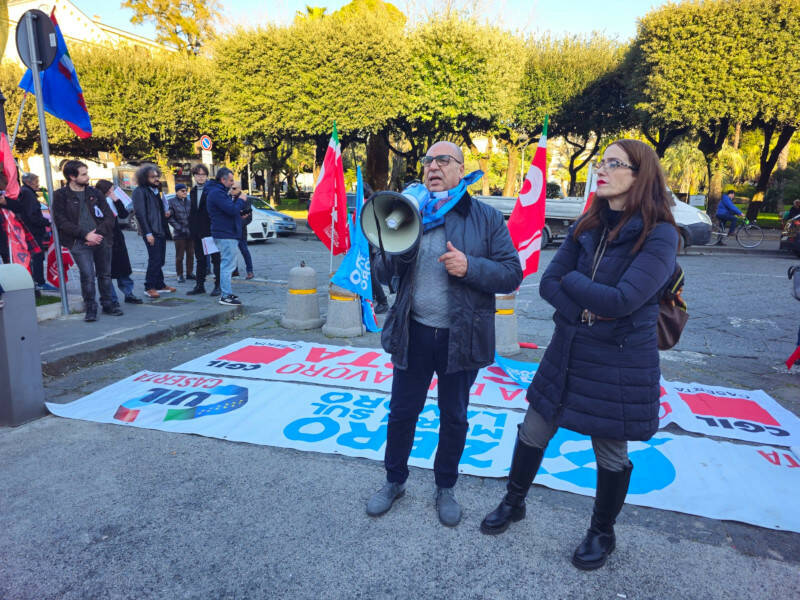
[519,405,629,472]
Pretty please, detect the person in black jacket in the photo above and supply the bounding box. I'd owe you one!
[132,164,175,299]
[95,179,142,306]
[7,173,50,288]
[187,164,221,296]
[480,139,679,572]
[52,160,121,321]
[230,181,254,279]
[365,141,523,527]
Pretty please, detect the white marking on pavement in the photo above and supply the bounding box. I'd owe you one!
[42,314,187,355]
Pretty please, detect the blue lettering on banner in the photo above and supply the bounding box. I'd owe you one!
[539,429,676,494]
[281,391,507,470]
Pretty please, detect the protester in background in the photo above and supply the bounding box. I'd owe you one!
[0,171,10,264]
[187,164,221,296]
[52,161,121,321]
[95,179,142,306]
[786,199,800,223]
[168,183,193,283]
[366,141,523,527]
[480,140,679,572]
[132,165,175,299]
[715,189,742,245]
[206,167,244,306]
[230,181,254,280]
[8,173,51,290]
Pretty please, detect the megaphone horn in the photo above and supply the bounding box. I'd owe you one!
[360,190,423,255]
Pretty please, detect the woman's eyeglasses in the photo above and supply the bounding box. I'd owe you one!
[593,158,636,172]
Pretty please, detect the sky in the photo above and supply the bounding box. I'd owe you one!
[74,0,668,43]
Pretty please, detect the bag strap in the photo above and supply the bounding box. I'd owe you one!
[590,228,609,281]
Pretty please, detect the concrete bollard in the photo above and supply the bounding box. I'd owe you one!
[495,292,520,356]
[322,281,364,338]
[0,264,46,425]
[281,262,324,330]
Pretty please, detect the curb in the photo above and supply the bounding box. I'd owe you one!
[41,304,244,378]
[683,245,785,257]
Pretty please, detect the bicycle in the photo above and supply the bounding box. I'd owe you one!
[708,217,764,248]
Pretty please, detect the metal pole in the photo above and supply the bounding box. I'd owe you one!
[9,93,28,151]
[25,12,68,316]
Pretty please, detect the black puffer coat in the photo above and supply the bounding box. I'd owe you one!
[527,211,678,441]
[375,193,523,374]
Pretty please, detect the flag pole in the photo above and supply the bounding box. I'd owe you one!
[583,162,594,205]
[24,11,68,316]
[9,92,27,152]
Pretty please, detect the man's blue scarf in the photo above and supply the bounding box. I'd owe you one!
[405,170,484,232]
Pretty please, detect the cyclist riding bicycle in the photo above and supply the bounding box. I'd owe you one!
[715,189,743,245]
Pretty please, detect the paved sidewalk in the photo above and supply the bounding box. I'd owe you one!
[39,294,243,377]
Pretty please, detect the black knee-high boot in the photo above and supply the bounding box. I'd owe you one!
[480,436,544,535]
[572,461,634,570]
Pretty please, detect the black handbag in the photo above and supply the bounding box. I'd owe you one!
[657,264,688,350]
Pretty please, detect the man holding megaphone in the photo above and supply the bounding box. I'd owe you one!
[365,141,523,527]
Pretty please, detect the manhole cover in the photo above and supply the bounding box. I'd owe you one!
[147,297,193,307]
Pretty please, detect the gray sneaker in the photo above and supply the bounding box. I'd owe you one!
[436,487,462,527]
[366,481,406,517]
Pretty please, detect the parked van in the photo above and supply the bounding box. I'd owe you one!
[475,192,712,248]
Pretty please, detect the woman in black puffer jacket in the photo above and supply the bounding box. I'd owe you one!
[481,139,679,571]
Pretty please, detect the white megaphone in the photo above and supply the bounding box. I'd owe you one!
[360,183,427,255]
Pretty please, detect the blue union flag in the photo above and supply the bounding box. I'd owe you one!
[331,166,380,332]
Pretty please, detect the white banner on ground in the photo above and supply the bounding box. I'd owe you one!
[47,371,800,533]
[46,371,522,478]
[171,339,533,410]
[660,380,800,447]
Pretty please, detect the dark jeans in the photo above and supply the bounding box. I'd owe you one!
[718,215,738,235]
[70,241,113,309]
[192,235,220,285]
[143,235,167,290]
[238,238,253,273]
[110,275,135,303]
[31,249,45,286]
[174,238,194,278]
[385,320,478,488]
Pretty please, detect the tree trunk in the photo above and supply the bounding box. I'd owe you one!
[697,121,731,218]
[754,123,795,199]
[313,134,328,183]
[704,153,724,219]
[732,122,741,149]
[503,142,520,197]
[365,132,390,191]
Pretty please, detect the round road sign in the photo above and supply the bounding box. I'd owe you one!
[200,135,213,151]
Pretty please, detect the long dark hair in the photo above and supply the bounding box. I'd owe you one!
[573,139,676,253]
[95,179,113,197]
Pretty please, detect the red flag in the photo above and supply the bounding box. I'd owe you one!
[46,244,74,287]
[308,123,350,255]
[786,346,800,370]
[0,132,20,200]
[582,167,597,214]
[508,116,548,279]
[1,208,30,270]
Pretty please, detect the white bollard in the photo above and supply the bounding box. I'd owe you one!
[495,292,520,356]
[322,281,364,338]
[281,262,324,330]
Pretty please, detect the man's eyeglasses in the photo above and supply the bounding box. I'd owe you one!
[421,155,463,168]
[593,158,637,172]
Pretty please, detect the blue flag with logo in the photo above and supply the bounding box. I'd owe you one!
[331,167,380,332]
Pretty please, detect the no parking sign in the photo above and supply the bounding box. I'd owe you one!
[199,135,213,151]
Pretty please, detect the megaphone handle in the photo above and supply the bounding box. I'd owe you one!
[372,202,396,294]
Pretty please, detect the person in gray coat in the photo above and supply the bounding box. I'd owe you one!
[365,141,523,527]
[168,183,193,283]
[480,139,679,572]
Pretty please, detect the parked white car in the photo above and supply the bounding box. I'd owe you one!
[475,192,712,248]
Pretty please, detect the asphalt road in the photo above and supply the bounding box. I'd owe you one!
[2,231,799,599]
